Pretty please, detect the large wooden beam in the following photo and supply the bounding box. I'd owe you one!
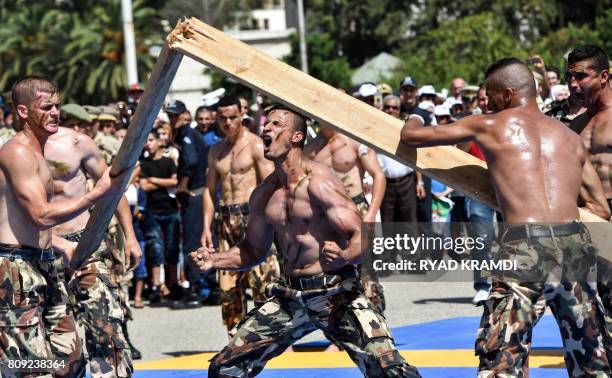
[166,19,612,254]
[71,45,183,269]
[167,18,495,207]
[167,19,603,219]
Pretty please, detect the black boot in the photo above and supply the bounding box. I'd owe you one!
[122,321,142,360]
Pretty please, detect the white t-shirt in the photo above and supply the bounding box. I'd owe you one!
[378,154,413,179]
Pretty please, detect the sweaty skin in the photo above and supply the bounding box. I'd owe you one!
[45,126,141,267]
[191,109,363,277]
[201,104,273,248]
[303,126,385,222]
[0,91,116,253]
[568,60,612,200]
[400,63,610,222]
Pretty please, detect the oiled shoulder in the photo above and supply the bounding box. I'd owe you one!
[0,138,38,171]
[304,160,346,194]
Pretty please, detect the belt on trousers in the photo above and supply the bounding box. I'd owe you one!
[219,203,249,215]
[285,265,359,291]
[0,243,56,261]
[191,186,205,196]
[503,221,585,243]
[385,173,413,184]
[351,193,368,206]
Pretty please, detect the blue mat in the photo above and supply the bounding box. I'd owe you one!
[135,368,568,377]
[297,314,563,350]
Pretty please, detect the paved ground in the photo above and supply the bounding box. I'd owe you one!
[129,280,485,362]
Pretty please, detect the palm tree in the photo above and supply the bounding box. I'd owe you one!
[0,0,162,104]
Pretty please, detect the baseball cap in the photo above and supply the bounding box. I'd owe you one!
[399,76,417,89]
[128,83,144,93]
[418,85,437,97]
[202,88,226,107]
[460,85,479,97]
[61,104,92,123]
[434,105,451,117]
[357,83,378,97]
[418,100,435,111]
[165,100,187,114]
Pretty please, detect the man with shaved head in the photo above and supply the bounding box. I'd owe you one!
[189,105,420,377]
[401,58,610,376]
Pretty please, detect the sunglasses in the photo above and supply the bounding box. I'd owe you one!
[383,105,400,110]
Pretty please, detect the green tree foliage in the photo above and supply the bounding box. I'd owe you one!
[284,32,352,90]
[306,0,414,67]
[161,0,265,29]
[0,0,162,104]
[393,13,525,90]
[595,8,612,55]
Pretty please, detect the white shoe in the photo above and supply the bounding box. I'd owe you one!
[472,289,489,305]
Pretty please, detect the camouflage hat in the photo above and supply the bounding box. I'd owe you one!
[83,105,102,120]
[61,103,92,123]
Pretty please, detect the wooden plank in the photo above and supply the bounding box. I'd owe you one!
[166,18,606,226]
[70,44,183,269]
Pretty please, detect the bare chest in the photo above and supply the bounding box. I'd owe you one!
[586,116,612,154]
[45,140,83,181]
[215,143,255,178]
[315,140,358,173]
[265,186,316,230]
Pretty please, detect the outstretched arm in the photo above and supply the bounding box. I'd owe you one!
[309,169,363,270]
[190,182,274,272]
[401,114,488,147]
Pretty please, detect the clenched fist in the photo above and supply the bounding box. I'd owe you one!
[320,241,348,271]
[187,246,215,272]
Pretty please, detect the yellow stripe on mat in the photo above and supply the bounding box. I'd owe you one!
[135,350,564,370]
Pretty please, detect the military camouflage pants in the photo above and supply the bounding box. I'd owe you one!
[209,277,420,377]
[63,231,133,378]
[0,246,85,378]
[215,206,279,332]
[476,227,610,377]
[353,193,386,314]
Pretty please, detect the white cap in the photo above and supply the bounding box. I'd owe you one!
[434,105,450,117]
[357,83,378,97]
[418,85,437,97]
[202,87,226,107]
[448,98,463,107]
[418,100,435,111]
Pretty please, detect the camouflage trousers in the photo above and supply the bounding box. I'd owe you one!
[215,205,279,332]
[62,231,133,378]
[353,193,386,314]
[476,226,610,377]
[209,276,420,377]
[0,245,85,378]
